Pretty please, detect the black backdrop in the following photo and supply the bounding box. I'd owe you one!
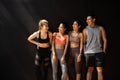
[0,0,119,80]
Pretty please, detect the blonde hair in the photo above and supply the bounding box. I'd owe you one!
[38,19,48,29]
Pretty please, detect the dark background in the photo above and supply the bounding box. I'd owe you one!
[0,0,119,80]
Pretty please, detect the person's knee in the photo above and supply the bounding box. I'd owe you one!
[62,68,67,74]
[88,67,94,72]
[52,65,58,74]
[62,65,67,73]
[96,67,103,73]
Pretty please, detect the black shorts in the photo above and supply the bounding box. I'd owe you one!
[85,52,105,67]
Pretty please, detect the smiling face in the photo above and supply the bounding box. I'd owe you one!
[41,23,49,32]
[86,16,95,27]
[58,23,66,34]
[39,19,49,32]
[72,21,80,31]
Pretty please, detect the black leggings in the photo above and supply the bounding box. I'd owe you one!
[68,48,81,73]
[35,47,52,80]
[67,48,81,80]
[35,56,51,80]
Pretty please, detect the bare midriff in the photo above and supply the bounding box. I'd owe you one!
[55,44,65,49]
[38,43,50,48]
[70,42,79,48]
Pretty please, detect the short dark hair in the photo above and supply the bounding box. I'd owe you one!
[87,13,97,19]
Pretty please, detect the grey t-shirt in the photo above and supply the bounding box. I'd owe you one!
[84,25,103,54]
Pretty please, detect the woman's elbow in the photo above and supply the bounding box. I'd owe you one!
[27,37,31,42]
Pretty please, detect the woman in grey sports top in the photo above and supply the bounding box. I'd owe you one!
[68,20,83,80]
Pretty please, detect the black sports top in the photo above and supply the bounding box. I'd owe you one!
[38,32,49,43]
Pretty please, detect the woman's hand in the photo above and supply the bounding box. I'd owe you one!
[52,55,57,62]
[61,56,65,64]
[77,54,82,62]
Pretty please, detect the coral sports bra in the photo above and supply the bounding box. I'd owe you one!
[55,35,66,45]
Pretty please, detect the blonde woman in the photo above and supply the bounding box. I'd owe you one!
[28,19,52,80]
